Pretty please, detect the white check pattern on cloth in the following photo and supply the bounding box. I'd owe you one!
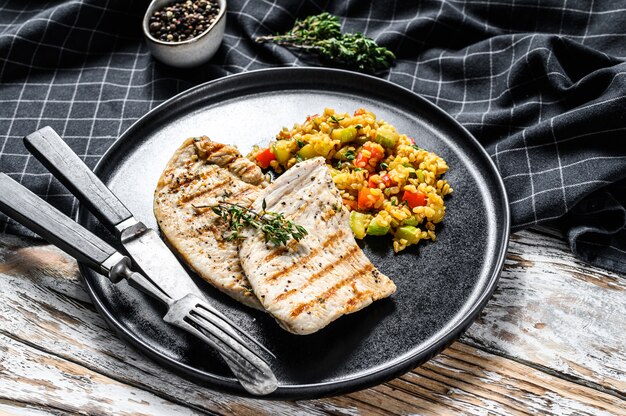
[2,0,626,272]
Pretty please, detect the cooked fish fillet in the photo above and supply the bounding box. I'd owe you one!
[154,136,267,309]
[239,157,396,334]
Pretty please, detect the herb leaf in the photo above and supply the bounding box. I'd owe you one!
[193,198,308,246]
[255,13,395,73]
[329,115,345,124]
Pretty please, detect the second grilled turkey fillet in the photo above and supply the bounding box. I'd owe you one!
[154,136,267,309]
[239,157,396,335]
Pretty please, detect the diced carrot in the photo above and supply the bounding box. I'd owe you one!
[355,142,384,172]
[402,190,427,209]
[342,198,358,211]
[255,147,275,169]
[358,187,384,210]
[362,142,384,161]
[354,151,370,169]
[368,174,394,189]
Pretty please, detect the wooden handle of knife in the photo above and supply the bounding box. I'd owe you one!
[24,126,133,230]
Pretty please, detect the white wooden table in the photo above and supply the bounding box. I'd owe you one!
[0,228,624,415]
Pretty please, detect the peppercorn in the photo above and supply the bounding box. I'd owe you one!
[148,0,220,43]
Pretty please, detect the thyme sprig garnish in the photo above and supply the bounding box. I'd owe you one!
[193,197,308,246]
[255,13,395,73]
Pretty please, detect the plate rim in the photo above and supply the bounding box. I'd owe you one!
[77,66,511,399]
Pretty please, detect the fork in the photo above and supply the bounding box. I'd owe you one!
[122,261,278,395]
[0,172,278,395]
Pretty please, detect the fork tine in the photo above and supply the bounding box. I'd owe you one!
[194,303,277,359]
[186,311,268,365]
[179,314,277,395]
[193,304,276,358]
[163,293,278,395]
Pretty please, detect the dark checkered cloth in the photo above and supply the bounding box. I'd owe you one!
[1,0,626,273]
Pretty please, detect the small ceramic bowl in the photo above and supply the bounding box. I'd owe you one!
[143,0,226,68]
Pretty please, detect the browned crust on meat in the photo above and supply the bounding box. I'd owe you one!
[194,137,266,185]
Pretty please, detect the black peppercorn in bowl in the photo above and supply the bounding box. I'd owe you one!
[143,0,226,68]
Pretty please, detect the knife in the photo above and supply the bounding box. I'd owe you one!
[23,127,206,302]
[0,172,277,395]
[22,126,278,393]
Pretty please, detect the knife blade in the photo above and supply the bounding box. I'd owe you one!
[115,217,207,301]
[23,126,206,302]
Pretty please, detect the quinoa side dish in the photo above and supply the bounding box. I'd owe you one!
[247,108,453,252]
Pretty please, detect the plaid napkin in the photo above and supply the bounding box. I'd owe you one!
[1,0,625,273]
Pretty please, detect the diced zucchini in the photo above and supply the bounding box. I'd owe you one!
[334,146,356,161]
[329,167,341,177]
[272,140,293,165]
[297,144,318,160]
[314,138,336,158]
[405,168,425,181]
[375,125,399,148]
[331,126,358,143]
[401,216,419,226]
[395,226,421,245]
[366,216,390,236]
[375,133,397,149]
[350,211,369,239]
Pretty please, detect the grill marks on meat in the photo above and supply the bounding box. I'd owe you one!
[239,158,396,335]
[263,229,347,283]
[154,136,267,309]
[156,139,395,333]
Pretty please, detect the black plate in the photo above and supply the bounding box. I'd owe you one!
[77,67,510,399]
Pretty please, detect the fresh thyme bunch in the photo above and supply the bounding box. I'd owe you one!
[194,198,308,246]
[255,13,395,73]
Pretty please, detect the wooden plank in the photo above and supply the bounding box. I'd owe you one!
[317,342,625,416]
[0,234,88,303]
[461,229,626,395]
[0,334,202,416]
[391,343,624,416]
[0,399,68,416]
[1,232,625,415]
